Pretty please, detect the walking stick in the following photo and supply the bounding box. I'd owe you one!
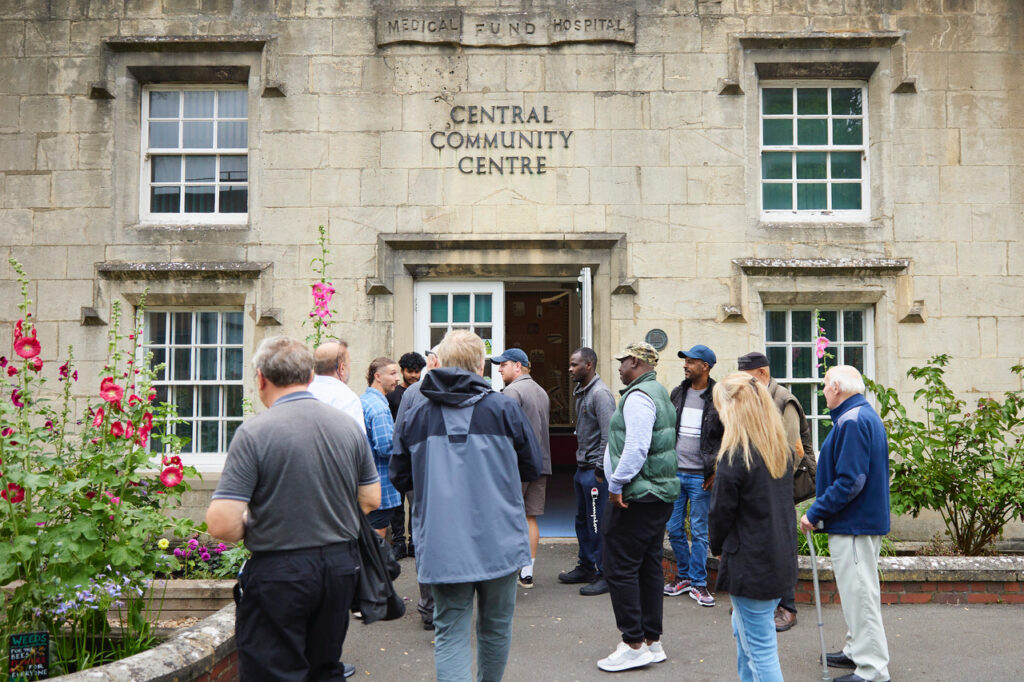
[805,529,830,682]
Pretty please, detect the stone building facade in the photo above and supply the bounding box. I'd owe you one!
[0,1,1021,539]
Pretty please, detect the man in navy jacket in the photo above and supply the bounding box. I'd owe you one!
[800,365,890,682]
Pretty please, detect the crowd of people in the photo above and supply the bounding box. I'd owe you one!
[205,330,891,682]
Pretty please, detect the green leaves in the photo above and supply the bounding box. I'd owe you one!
[869,356,1024,555]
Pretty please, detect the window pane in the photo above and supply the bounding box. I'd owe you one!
[843,310,864,341]
[200,420,219,453]
[762,88,792,115]
[817,419,832,445]
[177,421,195,453]
[791,310,813,342]
[761,152,792,180]
[766,310,787,342]
[833,119,862,145]
[225,385,243,417]
[832,183,862,210]
[183,121,213,148]
[224,312,243,344]
[797,88,827,115]
[430,295,447,323]
[175,386,194,417]
[145,312,167,344]
[173,347,192,380]
[767,346,787,378]
[185,156,216,182]
[475,294,492,323]
[149,91,179,118]
[762,119,792,146]
[200,386,219,417]
[818,310,838,342]
[148,347,166,380]
[797,183,827,209]
[790,383,813,416]
[152,155,181,182]
[173,312,192,345]
[792,347,813,378]
[225,420,242,448]
[224,348,243,380]
[184,186,215,212]
[153,385,169,406]
[429,327,446,346]
[217,121,247,149]
[831,88,862,116]
[475,326,492,343]
[452,295,470,323]
[762,183,792,210]
[151,186,180,213]
[797,119,827,145]
[219,186,247,213]
[199,348,217,380]
[199,312,218,344]
[218,90,247,118]
[844,345,865,373]
[149,121,179,148]
[831,152,861,179]
[184,91,214,118]
[220,155,247,182]
[796,152,826,179]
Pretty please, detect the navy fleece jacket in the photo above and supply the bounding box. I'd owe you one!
[805,393,891,536]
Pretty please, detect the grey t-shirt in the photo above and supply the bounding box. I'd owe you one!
[212,391,378,552]
[675,388,704,472]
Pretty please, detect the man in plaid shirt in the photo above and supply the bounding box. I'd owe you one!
[361,356,402,537]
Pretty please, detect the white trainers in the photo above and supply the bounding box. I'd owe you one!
[648,641,667,663]
[597,642,654,672]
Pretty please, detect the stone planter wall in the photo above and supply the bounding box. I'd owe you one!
[664,554,1024,605]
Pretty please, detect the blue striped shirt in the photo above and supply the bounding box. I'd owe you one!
[361,387,401,510]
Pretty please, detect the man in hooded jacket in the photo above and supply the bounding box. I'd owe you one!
[390,330,542,682]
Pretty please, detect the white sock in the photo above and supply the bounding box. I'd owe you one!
[520,559,535,578]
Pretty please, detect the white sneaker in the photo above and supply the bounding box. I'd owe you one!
[648,641,667,663]
[597,642,654,672]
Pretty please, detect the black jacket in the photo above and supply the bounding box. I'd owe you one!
[669,377,723,481]
[354,511,405,624]
[708,447,797,600]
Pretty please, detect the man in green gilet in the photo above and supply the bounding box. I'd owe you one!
[596,342,681,673]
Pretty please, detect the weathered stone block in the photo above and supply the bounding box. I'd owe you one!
[381,131,423,168]
[571,129,611,167]
[961,129,1024,167]
[893,203,971,242]
[51,170,108,207]
[526,91,595,129]
[649,92,701,129]
[939,166,1009,206]
[36,134,76,170]
[278,18,333,55]
[311,168,360,207]
[262,169,311,207]
[612,130,669,166]
[894,127,958,167]
[556,167,590,205]
[614,55,663,92]
[577,54,615,91]
[0,208,32,244]
[940,276,1021,318]
[896,240,956,276]
[4,173,50,208]
[971,204,1023,242]
[640,166,686,205]
[957,242,1008,277]
[0,58,46,94]
[670,128,742,167]
[332,16,377,55]
[893,91,945,130]
[506,55,542,92]
[892,166,939,204]
[261,95,320,133]
[77,132,111,169]
[328,132,381,168]
[635,15,700,54]
[947,53,1024,92]
[663,53,729,92]
[263,132,329,169]
[897,317,979,360]
[702,91,742,129]
[948,91,1024,130]
[589,166,640,205]
[393,55,468,94]
[594,92,645,129]
[20,95,69,133]
[686,166,743,205]
[467,55,507,92]
[361,168,408,206]
[319,95,403,131]
[25,19,69,57]
[407,168,444,205]
[543,54,576,91]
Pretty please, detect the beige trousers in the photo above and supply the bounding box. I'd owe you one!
[829,533,891,682]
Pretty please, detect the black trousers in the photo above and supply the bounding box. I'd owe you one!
[390,491,410,546]
[602,499,673,644]
[236,542,359,682]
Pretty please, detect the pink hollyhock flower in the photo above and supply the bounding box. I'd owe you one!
[99,377,124,403]
[2,482,25,504]
[44,420,53,431]
[11,389,23,408]
[110,421,124,438]
[7,366,17,377]
[814,336,830,360]
[147,389,157,403]
[72,370,78,382]
[13,331,40,359]
[128,394,142,407]
[0,356,6,367]
[92,408,105,427]
[28,357,42,372]
[13,320,23,340]
[123,421,135,439]
[110,496,120,505]
[162,454,182,468]
[59,361,69,379]
[1,427,12,437]
[160,466,183,487]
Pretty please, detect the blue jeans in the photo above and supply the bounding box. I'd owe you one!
[731,595,784,682]
[573,467,607,573]
[431,571,518,682]
[665,472,709,587]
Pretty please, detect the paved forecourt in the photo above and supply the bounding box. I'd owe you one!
[342,541,1024,680]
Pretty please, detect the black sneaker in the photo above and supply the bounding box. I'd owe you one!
[390,542,407,561]
[423,620,435,631]
[558,565,597,584]
[579,577,609,596]
[518,573,534,589]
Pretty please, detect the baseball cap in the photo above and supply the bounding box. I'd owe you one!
[614,342,660,367]
[737,351,770,371]
[489,348,530,367]
[677,344,717,367]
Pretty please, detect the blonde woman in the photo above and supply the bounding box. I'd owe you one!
[709,373,798,682]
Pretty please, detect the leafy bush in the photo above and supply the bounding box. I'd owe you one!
[866,354,1024,555]
[1,260,197,675]
[156,536,249,579]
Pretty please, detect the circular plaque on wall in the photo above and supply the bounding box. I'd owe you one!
[645,328,668,351]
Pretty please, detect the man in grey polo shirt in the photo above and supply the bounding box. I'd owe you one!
[206,336,381,681]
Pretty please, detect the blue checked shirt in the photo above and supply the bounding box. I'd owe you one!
[361,387,401,510]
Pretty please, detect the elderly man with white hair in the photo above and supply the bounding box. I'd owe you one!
[800,365,891,682]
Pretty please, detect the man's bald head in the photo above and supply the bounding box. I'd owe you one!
[314,341,350,381]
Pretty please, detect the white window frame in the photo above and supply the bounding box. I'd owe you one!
[414,281,505,386]
[140,309,246,470]
[764,306,874,451]
[139,85,249,225]
[759,81,869,223]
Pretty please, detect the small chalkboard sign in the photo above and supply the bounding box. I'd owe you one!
[8,631,49,680]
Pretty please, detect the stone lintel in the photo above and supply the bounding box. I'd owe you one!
[755,61,878,80]
[404,263,597,279]
[127,64,250,84]
[382,233,624,252]
[104,36,269,52]
[97,261,269,280]
[736,31,903,50]
[734,258,910,277]
[758,290,886,306]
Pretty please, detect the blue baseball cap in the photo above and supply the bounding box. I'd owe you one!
[489,348,530,367]
[677,344,716,367]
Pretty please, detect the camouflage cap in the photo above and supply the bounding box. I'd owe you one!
[614,342,660,367]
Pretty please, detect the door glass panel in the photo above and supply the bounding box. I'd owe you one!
[430,295,447,323]
[475,294,492,323]
[452,295,470,323]
[430,327,446,346]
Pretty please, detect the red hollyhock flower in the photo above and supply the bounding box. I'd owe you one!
[0,356,6,367]
[128,394,142,407]
[92,407,104,427]
[100,377,124,403]
[28,357,42,372]
[110,422,125,438]
[13,330,40,359]
[2,482,25,504]
[13,320,23,340]
[160,466,184,487]
[7,366,17,377]
[123,421,135,439]
[11,389,23,408]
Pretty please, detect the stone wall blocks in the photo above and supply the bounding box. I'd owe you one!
[311,168,361,207]
[589,166,641,205]
[701,91,742,129]
[77,132,112,169]
[649,92,702,130]
[25,19,70,57]
[939,166,1009,206]
[663,53,729,93]
[36,134,76,170]
[278,18,333,55]
[360,168,408,206]
[494,204,540,234]
[69,20,117,56]
[506,55,542,92]
[896,318,979,363]
[0,22,24,57]
[960,129,1024,167]
[614,55,663,92]
[311,57,362,95]
[525,91,594,129]
[893,128,958,167]
[332,17,377,55]
[569,204,605,233]
[0,58,47,95]
[0,209,32,245]
[996,314,1024,359]
[948,91,1024,130]
[576,54,615,92]
[700,15,745,52]
[896,241,957,277]
[543,54,576,92]
[36,277,90,321]
[20,95,70,133]
[319,95,402,132]
[262,169,311,207]
[467,55,507,92]
[536,204,574,232]
[893,91,946,130]
[669,128,742,167]
[891,166,939,205]
[381,131,423,168]
[263,132,329,169]
[893,203,971,242]
[971,204,1024,243]
[393,56,469,94]
[328,132,381,169]
[31,207,109,245]
[401,94,464,132]
[612,130,669,166]
[556,167,590,205]
[0,132,35,170]
[52,170,108,207]
[407,168,444,205]
[640,166,686,205]
[594,92,644,130]
[571,129,612,167]
[635,15,701,54]
[4,173,51,208]
[939,276,1021,318]
[957,242,1008,277]
[686,166,743,205]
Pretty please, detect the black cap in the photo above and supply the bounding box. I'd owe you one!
[737,351,770,371]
